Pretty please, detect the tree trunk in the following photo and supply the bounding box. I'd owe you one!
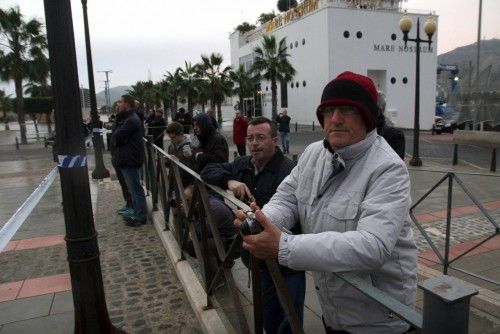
[216,102,222,125]
[271,75,278,120]
[3,108,9,130]
[15,77,27,144]
[32,113,39,140]
[47,111,52,133]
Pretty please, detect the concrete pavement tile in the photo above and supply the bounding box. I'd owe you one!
[483,235,500,250]
[50,291,73,315]
[0,282,22,302]
[0,294,53,325]
[1,241,18,253]
[17,274,71,299]
[484,200,500,210]
[15,235,65,251]
[0,310,74,334]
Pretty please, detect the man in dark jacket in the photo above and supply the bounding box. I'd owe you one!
[276,109,291,154]
[111,94,147,227]
[191,113,228,172]
[201,117,305,334]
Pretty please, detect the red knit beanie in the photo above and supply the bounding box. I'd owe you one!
[316,71,379,130]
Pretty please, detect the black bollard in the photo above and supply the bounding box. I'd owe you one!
[312,121,315,131]
[295,122,298,132]
[15,137,19,150]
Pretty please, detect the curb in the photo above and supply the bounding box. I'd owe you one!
[149,203,231,334]
[418,264,500,317]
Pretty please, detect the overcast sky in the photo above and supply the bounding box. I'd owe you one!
[1,0,499,94]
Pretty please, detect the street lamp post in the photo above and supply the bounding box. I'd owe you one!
[42,0,123,332]
[82,0,110,179]
[399,13,437,167]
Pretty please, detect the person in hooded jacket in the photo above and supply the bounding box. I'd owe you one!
[191,113,229,172]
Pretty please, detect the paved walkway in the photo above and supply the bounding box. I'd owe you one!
[0,123,499,333]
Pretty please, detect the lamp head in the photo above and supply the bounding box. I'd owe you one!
[424,15,437,37]
[399,13,412,33]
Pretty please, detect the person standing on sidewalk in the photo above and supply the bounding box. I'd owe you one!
[111,94,148,227]
[276,109,291,154]
[233,109,248,156]
[237,72,417,334]
[201,117,305,334]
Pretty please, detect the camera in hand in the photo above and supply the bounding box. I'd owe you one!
[240,212,262,235]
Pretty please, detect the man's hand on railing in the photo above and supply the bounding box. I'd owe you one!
[235,204,281,260]
[227,180,254,201]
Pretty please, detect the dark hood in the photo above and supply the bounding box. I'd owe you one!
[193,113,215,142]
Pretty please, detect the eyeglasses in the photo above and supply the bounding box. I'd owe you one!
[246,134,272,143]
[320,105,359,117]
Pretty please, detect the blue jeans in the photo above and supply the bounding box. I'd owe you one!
[261,269,305,334]
[121,166,147,221]
[279,131,289,153]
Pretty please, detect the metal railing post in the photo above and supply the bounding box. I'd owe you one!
[443,174,453,275]
[421,275,478,334]
[491,148,496,172]
[453,144,458,165]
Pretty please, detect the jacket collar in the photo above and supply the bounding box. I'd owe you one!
[323,129,377,165]
[247,147,285,172]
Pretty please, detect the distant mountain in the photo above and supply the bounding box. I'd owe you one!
[437,39,500,92]
[96,85,131,106]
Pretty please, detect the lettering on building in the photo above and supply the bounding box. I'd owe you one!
[373,44,434,53]
[266,0,319,32]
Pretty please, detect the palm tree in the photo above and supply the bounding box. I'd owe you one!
[200,53,233,124]
[0,89,11,130]
[0,6,49,144]
[127,80,159,111]
[178,61,200,114]
[230,64,258,112]
[24,82,52,97]
[165,68,183,114]
[252,35,295,120]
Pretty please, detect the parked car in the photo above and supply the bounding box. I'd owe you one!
[432,116,458,134]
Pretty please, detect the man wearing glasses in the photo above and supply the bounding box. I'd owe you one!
[201,117,305,334]
[237,72,417,334]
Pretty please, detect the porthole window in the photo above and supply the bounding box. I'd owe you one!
[343,31,350,38]
[290,43,293,49]
[296,82,299,88]
[302,38,305,45]
[295,41,298,47]
[356,31,362,39]
[266,86,268,91]
[391,33,397,41]
[402,77,408,84]
[302,81,306,87]
[291,83,294,88]
[390,77,396,84]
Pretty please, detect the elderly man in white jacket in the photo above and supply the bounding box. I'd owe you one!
[237,71,417,334]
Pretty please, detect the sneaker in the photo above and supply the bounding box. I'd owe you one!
[116,206,130,214]
[118,208,134,217]
[124,216,146,227]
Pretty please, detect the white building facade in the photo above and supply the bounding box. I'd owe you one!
[229,0,438,129]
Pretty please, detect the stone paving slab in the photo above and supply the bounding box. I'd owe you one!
[0,294,53,325]
[0,310,73,334]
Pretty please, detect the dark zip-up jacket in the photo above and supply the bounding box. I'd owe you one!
[201,148,301,274]
[110,109,145,168]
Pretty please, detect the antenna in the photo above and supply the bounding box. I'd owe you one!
[97,70,112,108]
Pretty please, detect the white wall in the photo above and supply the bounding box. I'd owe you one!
[229,3,438,129]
